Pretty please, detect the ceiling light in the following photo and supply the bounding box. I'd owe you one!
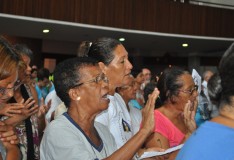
[182,43,188,47]
[43,29,50,33]
[119,38,125,42]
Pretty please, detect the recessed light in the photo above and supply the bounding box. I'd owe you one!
[43,29,50,33]
[182,43,188,47]
[119,38,125,42]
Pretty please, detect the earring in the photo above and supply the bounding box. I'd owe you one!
[76,97,81,101]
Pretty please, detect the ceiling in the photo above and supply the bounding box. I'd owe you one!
[1,13,234,57]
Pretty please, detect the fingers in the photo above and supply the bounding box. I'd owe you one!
[0,125,11,132]
[40,98,45,106]
[29,105,39,116]
[1,131,16,140]
[144,88,160,111]
[10,139,19,144]
[24,98,35,109]
[183,100,191,120]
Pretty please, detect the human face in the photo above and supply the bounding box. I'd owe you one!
[75,66,110,113]
[20,55,32,83]
[0,70,18,103]
[119,76,137,102]
[104,45,133,88]
[136,72,144,84]
[31,70,37,79]
[176,74,198,111]
[142,68,151,82]
[38,78,50,88]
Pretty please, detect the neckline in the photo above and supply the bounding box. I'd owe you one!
[155,110,185,136]
[63,112,104,152]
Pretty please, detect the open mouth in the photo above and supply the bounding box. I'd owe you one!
[124,72,131,77]
[101,93,109,101]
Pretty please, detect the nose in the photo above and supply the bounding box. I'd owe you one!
[28,65,32,72]
[126,59,133,70]
[6,88,14,98]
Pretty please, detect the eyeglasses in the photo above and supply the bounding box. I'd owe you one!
[72,73,109,88]
[120,82,136,90]
[178,85,198,95]
[0,80,22,95]
[0,86,15,95]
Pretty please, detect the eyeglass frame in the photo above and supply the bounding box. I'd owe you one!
[0,80,22,95]
[71,73,109,88]
[178,85,198,95]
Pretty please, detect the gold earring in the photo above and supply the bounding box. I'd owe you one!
[77,97,81,101]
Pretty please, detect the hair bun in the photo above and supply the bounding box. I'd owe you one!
[77,41,92,57]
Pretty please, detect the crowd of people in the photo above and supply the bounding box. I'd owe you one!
[0,35,234,160]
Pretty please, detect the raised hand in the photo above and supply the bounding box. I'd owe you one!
[20,97,39,118]
[183,100,197,134]
[37,98,51,119]
[0,103,24,117]
[141,88,160,135]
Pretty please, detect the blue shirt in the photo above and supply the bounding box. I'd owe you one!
[129,99,142,110]
[176,121,234,160]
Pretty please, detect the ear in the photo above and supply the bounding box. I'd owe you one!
[170,94,179,104]
[98,62,107,74]
[68,88,80,101]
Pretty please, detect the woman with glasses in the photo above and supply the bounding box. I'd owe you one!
[176,43,234,160]
[144,67,198,159]
[4,44,50,160]
[79,38,165,159]
[0,37,21,160]
[40,57,159,159]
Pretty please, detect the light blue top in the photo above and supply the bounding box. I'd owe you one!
[176,121,234,160]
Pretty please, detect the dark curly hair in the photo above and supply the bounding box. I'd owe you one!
[54,57,97,107]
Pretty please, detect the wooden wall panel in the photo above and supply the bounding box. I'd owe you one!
[1,0,234,37]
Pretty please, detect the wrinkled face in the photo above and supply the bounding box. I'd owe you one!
[176,73,198,111]
[20,55,32,83]
[119,76,137,101]
[142,68,151,82]
[72,66,110,113]
[0,70,18,103]
[105,45,133,88]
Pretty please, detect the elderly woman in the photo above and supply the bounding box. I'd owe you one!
[144,67,198,159]
[0,37,21,160]
[81,38,155,155]
[116,75,142,135]
[4,44,50,160]
[176,43,234,159]
[40,57,159,159]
